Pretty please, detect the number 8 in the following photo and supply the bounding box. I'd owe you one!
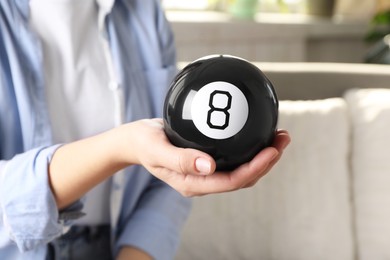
[207,90,232,130]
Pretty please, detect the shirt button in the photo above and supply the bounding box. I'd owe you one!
[109,81,119,90]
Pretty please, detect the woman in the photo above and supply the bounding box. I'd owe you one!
[0,0,290,259]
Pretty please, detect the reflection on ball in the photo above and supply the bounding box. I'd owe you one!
[163,55,278,171]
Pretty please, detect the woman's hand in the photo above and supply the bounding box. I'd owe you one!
[121,119,290,197]
[49,118,290,209]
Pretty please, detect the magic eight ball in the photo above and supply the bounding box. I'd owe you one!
[163,55,278,171]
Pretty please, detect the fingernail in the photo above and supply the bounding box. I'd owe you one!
[195,158,211,175]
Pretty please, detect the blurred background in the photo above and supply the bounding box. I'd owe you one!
[162,0,390,64]
[163,1,390,260]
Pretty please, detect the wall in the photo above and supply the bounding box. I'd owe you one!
[167,11,370,63]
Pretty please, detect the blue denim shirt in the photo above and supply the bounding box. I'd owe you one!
[0,0,191,259]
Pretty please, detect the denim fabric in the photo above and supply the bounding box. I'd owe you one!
[46,226,112,260]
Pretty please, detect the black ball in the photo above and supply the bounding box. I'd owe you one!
[163,55,278,171]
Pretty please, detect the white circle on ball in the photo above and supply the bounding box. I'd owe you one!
[191,81,249,139]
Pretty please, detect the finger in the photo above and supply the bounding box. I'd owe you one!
[243,150,283,188]
[139,119,215,176]
[273,130,291,151]
[171,129,288,178]
[153,143,216,176]
[242,130,291,188]
[176,147,279,196]
[147,118,217,176]
[235,147,279,188]
[276,129,289,135]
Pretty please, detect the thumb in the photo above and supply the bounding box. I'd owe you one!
[164,147,216,176]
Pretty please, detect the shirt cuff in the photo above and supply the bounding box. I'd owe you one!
[0,145,84,252]
[115,185,192,260]
[115,209,184,260]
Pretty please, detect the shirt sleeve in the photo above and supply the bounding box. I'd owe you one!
[115,176,192,260]
[0,145,84,252]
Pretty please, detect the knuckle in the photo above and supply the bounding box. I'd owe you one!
[178,182,197,197]
[178,152,192,175]
[179,188,195,198]
[178,156,186,174]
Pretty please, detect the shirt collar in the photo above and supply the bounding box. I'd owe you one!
[23,0,115,30]
[96,0,115,32]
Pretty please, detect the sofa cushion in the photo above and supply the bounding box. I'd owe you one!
[344,88,390,260]
[176,98,354,260]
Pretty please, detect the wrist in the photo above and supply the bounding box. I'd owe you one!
[109,123,140,167]
[49,127,132,209]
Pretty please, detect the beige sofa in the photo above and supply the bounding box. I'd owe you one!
[176,62,390,260]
